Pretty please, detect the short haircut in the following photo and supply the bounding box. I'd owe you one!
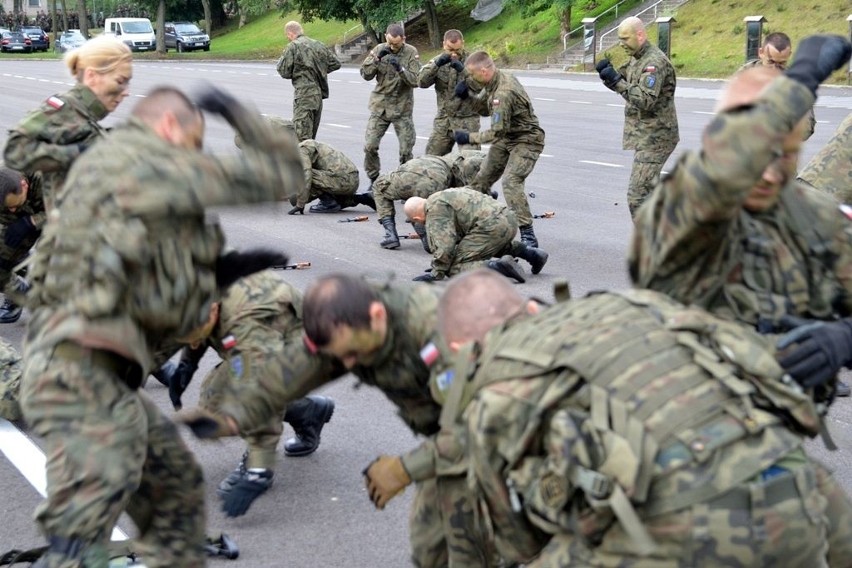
[438,269,525,346]
[444,29,463,43]
[285,21,303,35]
[465,51,494,71]
[303,274,379,347]
[0,168,24,205]
[386,23,404,38]
[763,32,791,52]
[716,66,781,112]
[65,35,132,80]
[132,86,201,129]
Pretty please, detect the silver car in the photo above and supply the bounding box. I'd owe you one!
[58,29,86,53]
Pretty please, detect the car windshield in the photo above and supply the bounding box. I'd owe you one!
[176,24,201,33]
[123,22,153,33]
[63,31,84,38]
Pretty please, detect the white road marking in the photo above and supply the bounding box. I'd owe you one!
[693,110,714,115]
[606,103,624,108]
[325,123,351,129]
[534,97,556,101]
[540,153,554,158]
[568,100,592,104]
[580,160,624,168]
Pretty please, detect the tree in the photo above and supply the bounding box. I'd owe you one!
[201,0,212,35]
[422,0,439,48]
[279,0,424,45]
[78,0,90,38]
[506,0,575,37]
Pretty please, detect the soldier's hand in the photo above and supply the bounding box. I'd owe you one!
[376,47,391,60]
[175,408,239,439]
[450,59,465,73]
[777,316,852,389]
[435,53,452,66]
[288,205,304,215]
[363,455,411,510]
[168,360,198,411]
[4,216,38,248]
[215,248,289,289]
[386,55,401,72]
[595,58,611,73]
[453,130,470,145]
[785,35,852,95]
[412,273,435,283]
[194,85,241,122]
[597,63,623,89]
[454,81,469,99]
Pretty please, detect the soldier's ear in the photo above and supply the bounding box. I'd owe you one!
[368,301,387,331]
[525,300,540,316]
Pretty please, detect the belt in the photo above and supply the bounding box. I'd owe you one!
[53,341,143,390]
[707,467,804,510]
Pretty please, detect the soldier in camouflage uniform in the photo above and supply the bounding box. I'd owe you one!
[3,36,133,210]
[798,112,852,203]
[374,150,486,250]
[360,23,421,185]
[629,36,852,563]
[417,29,481,156]
[435,269,852,567]
[740,32,816,140]
[595,16,679,218]
[404,187,548,283]
[276,21,341,142]
[0,338,22,421]
[20,86,304,568]
[0,167,44,324]
[178,274,499,567]
[454,51,546,248]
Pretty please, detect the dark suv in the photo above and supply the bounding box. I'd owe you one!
[164,22,210,53]
[17,26,49,52]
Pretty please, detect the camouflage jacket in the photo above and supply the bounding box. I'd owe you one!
[360,42,421,118]
[276,34,341,101]
[297,139,359,206]
[24,111,304,373]
[425,187,513,278]
[630,77,852,327]
[741,58,816,140]
[798,112,852,202]
[3,83,109,209]
[0,171,45,231]
[220,281,444,481]
[469,69,544,146]
[0,338,22,421]
[375,154,457,195]
[457,290,813,563]
[615,41,679,154]
[417,49,478,119]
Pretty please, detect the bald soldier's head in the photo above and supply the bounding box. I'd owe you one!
[403,196,427,224]
[617,16,647,57]
[716,67,807,212]
[132,86,205,150]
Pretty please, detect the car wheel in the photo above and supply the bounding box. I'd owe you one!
[203,45,210,52]
[177,42,184,53]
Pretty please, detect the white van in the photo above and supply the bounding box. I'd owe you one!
[103,17,156,52]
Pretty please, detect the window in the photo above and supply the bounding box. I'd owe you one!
[28,0,40,7]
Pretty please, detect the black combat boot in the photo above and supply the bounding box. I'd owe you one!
[412,222,431,253]
[151,360,177,387]
[487,255,526,283]
[283,395,335,457]
[309,193,342,213]
[217,451,274,517]
[354,192,377,211]
[837,380,851,397]
[515,243,549,275]
[519,225,539,248]
[379,216,400,250]
[0,277,30,324]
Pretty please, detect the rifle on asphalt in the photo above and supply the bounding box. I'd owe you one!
[273,261,312,270]
[338,216,369,223]
[533,211,555,219]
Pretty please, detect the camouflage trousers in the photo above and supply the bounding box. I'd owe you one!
[425,115,482,156]
[364,112,416,182]
[0,337,22,420]
[305,167,360,209]
[374,172,450,219]
[527,462,834,567]
[470,139,542,227]
[437,215,518,278]
[410,475,503,567]
[21,343,206,568]
[628,148,674,218]
[293,92,322,142]
[0,224,39,294]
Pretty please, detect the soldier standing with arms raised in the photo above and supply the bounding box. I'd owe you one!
[595,16,678,218]
[276,20,341,142]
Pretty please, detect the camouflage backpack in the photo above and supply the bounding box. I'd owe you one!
[0,339,23,421]
[450,289,819,563]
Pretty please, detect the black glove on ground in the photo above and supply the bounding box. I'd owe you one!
[435,53,452,66]
[777,316,852,389]
[785,35,852,95]
[194,86,241,123]
[453,130,470,145]
[377,47,391,59]
[450,60,465,72]
[454,81,469,99]
[386,55,401,71]
[413,273,435,283]
[288,206,304,215]
[215,249,289,289]
[168,360,198,411]
[4,216,37,247]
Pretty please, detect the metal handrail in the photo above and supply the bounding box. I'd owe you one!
[342,23,364,45]
[561,0,637,53]
[597,0,665,52]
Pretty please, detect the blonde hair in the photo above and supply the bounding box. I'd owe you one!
[65,36,133,81]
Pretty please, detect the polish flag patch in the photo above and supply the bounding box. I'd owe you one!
[46,96,64,109]
[643,66,656,73]
[420,342,440,366]
[222,334,237,350]
[840,203,852,221]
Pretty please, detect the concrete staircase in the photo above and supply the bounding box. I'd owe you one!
[335,34,372,62]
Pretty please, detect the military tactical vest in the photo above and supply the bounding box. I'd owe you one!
[460,289,817,563]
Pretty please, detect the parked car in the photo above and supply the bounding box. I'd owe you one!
[17,25,49,51]
[58,29,86,53]
[164,21,210,53]
[0,31,33,53]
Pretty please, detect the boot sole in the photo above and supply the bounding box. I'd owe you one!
[283,400,335,457]
[381,242,401,250]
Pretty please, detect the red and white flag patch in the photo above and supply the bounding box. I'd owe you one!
[46,96,64,110]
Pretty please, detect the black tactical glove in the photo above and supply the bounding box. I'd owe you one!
[194,85,242,124]
[785,35,852,96]
[776,315,852,389]
[453,130,470,145]
[175,408,238,439]
[288,205,304,215]
[597,60,623,89]
[4,216,38,248]
[221,469,273,517]
[413,273,435,282]
[376,47,391,60]
[168,359,198,410]
[215,248,289,289]
[435,53,452,66]
[454,81,469,99]
[386,55,401,72]
[595,58,611,73]
[450,59,465,73]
